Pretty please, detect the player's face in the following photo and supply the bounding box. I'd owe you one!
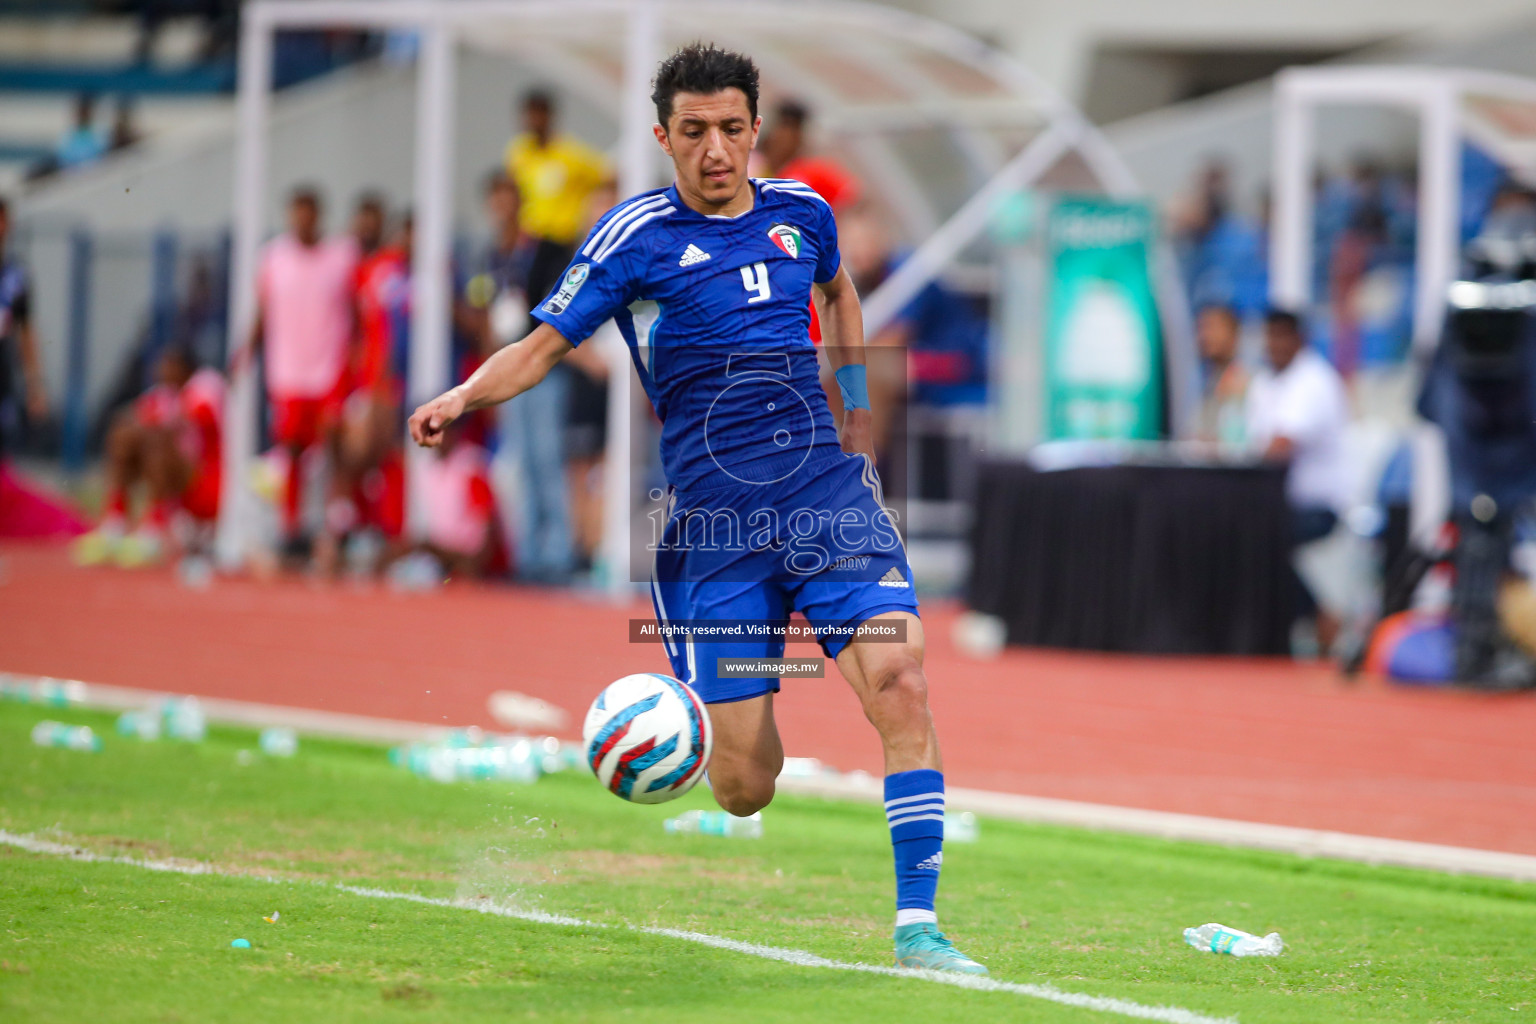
[656,89,759,211]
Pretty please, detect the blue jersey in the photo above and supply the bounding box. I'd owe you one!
[531,178,842,492]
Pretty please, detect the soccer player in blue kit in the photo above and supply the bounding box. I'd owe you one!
[410,43,985,975]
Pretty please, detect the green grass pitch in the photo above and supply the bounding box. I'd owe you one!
[1,701,1533,1022]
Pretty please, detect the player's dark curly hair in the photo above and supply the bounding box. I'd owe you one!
[651,43,759,128]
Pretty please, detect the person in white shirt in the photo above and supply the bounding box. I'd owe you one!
[1245,308,1350,651]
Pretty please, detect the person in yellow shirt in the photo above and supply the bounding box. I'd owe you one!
[504,89,613,316]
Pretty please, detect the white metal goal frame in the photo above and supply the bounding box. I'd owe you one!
[219,0,1185,589]
[1270,65,1536,542]
[1271,64,1536,351]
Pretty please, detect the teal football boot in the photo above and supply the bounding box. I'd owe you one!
[893,922,988,975]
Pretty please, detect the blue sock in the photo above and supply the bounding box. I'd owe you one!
[885,769,944,926]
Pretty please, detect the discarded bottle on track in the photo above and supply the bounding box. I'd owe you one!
[31,721,102,752]
[944,811,980,843]
[663,809,763,838]
[259,727,298,757]
[116,710,162,741]
[391,739,541,784]
[1183,923,1283,957]
[177,554,214,590]
[160,696,207,742]
[39,678,84,706]
[13,677,86,707]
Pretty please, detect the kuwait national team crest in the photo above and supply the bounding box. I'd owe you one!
[767,223,803,258]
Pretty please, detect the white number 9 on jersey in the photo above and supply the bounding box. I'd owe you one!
[740,261,772,304]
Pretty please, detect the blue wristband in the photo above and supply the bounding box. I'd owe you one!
[835,364,870,411]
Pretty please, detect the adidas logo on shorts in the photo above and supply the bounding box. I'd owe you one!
[915,852,943,871]
[878,566,910,588]
[679,243,712,267]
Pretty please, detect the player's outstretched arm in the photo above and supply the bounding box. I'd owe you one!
[814,265,876,461]
[409,322,573,447]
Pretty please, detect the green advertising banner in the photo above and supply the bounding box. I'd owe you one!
[1044,196,1162,440]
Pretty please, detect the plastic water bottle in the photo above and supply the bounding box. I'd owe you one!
[161,696,207,742]
[259,727,298,757]
[33,678,85,707]
[1183,923,1283,957]
[177,554,214,590]
[663,810,763,838]
[395,740,541,783]
[778,756,825,778]
[534,736,572,774]
[344,529,385,580]
[31,721,102,752]
[944,811,980,843]
[388,551,443,592]
[116,710,162,741]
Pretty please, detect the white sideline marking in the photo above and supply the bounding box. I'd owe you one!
[1,830,1236,1024]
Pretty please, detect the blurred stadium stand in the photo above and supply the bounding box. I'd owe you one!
[6,0,1536,627]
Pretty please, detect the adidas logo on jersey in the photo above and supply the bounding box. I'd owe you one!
[915,852,943,871]
[679,243,712,267]
[878,566,910,588]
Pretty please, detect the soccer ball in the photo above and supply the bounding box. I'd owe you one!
[583,673,712,804]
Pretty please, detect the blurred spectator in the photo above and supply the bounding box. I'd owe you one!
[1171,159,1265,318]
[469,171,574,584]
[72,347,224,567]
[833,209,988,459]
[415,419,497,579]
[1246,309,1350,652]
[1323,161,1416,372]
[109,97,142,154]
[169,256,225,368]
[755,100,862,350]
[753,99,862,210]
[463,173,528,351]
[752,99,804,175]
[96,254,225,447]
[504,89,612,313]
[333,209,412,573]
[563,182,617,571]
[0,199,48,462]
[563,333,609,572]
[1192,304,1248,446]
[1174,155,1423,374]
[246,186,358,561]
[56,94,107,172]
[351,192,387,260]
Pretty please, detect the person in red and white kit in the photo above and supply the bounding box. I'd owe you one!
[412,417,497,578]
[246,187,358,559]
[73,346,224,567]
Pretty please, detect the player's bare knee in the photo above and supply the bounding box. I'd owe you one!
[865,658,929,710]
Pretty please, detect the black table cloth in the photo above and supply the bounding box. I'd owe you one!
[967,460,1293,655]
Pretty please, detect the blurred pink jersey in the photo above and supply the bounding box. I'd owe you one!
[422,443,495,556]
[258,234,357,398]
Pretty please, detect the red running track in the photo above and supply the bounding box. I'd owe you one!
[3,542,1534,855]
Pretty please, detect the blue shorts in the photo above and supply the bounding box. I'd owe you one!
[650,452,919,704]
